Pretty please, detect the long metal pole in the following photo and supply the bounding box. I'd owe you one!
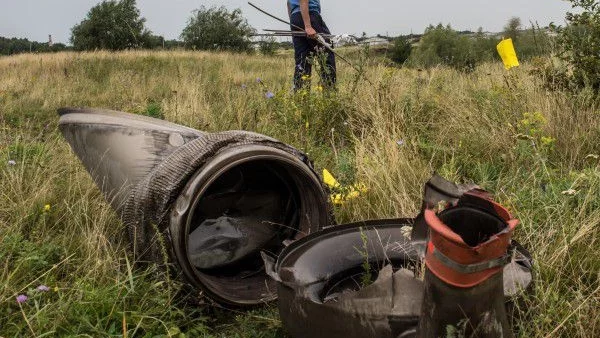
[260,30,335,38]
[252,33,305,38]
[248,2,304,31]
[263,29,304,33]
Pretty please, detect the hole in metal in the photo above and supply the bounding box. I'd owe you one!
[439,207,507,246]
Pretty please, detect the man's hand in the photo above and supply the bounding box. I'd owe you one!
[300,0,317,39]
[305,26,318,39]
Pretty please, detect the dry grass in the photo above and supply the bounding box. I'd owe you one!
[0,50,599,337]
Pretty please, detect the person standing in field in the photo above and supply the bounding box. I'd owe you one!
[288,0,336,89]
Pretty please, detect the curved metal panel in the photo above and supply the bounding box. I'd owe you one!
[58,107,203,211]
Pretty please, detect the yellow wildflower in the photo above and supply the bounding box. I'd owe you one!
[315,85,323,92]
[43,204,51,212]
[322,169,341,189]
[540,136,556,147]
[331,193,344,205]
[323,169,368,205]
[301,75,310,81]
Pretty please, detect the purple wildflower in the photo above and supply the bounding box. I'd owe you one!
[241,84,247,89]
[8,160,16,166]
[396,140,405,146]
[265,91,275,99]
[16,294,28,304]
[256,78,262,83]
[37,285,50,292]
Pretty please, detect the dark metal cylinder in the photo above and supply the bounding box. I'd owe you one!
[418,269,512,337]
[417,192,517,338]
[58,107,330,306]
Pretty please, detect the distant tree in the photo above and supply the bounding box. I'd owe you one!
[409,24,478,71]
[163,39,185,49]
[504,17,522,41]
[471,27,498,62]
[551,0,600,90]
[259,36,278,56]
[180,6,255,52]
[277,41,294,50]
[511,22,552,61]
[0,37,30,55]
[71,0,152,51]
[0,36,70,55]
[389,36,412,65]
[144,34,164,49]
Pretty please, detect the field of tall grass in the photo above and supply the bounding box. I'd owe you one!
[1,50,599,337]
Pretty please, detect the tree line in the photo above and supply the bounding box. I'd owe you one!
[389,0,600,93]
[0,37,69,55]
[3,0,598,94]
[388,17,553,71]
[70,0,255,52]
[0,0,256,55]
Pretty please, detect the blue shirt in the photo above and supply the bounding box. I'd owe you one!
[289,0,321,15]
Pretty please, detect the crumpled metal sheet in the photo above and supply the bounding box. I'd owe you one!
[267,219,533,337]
[264,220,420,338]
[410,174,479,258]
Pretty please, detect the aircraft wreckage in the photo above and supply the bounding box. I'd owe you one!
[59,108,533,337]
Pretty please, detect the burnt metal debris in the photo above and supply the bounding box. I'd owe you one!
[59,108,330,306]
[418,190,520,337]
[59,108,533,336]
[267,177,532,338]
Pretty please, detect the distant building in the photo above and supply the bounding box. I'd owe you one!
[362,37,389,47]
[333,34,357,47]
[481,31,500,38]
[542,29,558,38]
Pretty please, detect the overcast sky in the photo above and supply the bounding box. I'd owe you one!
[0,0,572,44]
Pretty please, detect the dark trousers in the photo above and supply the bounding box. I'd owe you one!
[290,11,336,89]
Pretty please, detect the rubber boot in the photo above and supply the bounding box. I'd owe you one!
[417,191,518,338]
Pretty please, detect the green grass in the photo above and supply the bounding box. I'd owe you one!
[0,50,599,337]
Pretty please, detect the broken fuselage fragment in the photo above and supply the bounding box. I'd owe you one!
[58,107,331,306]
[268,176,532,338]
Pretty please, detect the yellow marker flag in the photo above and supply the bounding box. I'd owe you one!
[497,38,519,70]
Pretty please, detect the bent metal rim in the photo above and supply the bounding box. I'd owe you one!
[170,145,330,306]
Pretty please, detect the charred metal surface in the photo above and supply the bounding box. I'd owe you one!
[418,191,518,337]
[169,145,329,305]
[411,174,478,258]
[58,108,330,306]
[268,220,419,338]
[59,108,533,331]
[419,271,510,337]
[269,218,532,338]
